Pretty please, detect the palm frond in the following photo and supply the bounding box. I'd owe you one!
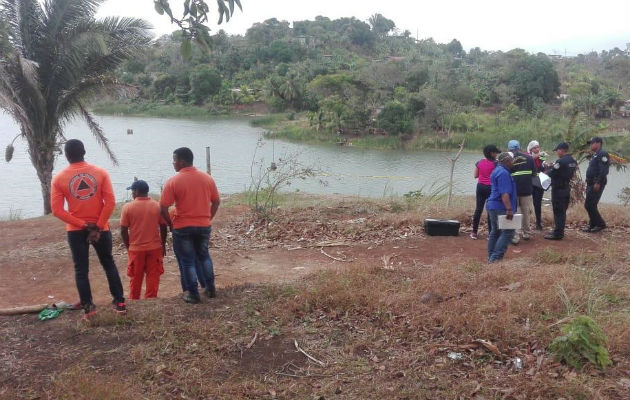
[41,0,102,38]
[77,102,118,165]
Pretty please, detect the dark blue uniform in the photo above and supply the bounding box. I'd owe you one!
[510,151,535,196]
[584,150,610,229]
[545,154,577,238]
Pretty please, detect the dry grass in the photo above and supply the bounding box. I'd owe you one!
[1,195,629,399]
[3,247,628,399]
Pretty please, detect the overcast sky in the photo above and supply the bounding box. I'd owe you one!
[97,0,630,55]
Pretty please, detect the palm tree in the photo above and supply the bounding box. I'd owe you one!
[0,0,151,214]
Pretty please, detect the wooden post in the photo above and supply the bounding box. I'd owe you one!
[205,146,211,175]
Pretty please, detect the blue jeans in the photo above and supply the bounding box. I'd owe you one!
[172,226,215,297]
[173,246,206,291]
[487,209,515,262]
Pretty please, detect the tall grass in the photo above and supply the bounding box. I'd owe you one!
[249,114,286,128]
[265,126,335,144]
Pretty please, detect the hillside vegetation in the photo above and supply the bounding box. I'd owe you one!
[93,15,629,151]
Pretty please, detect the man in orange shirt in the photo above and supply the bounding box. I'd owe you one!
[51,139,126,320]
[160,147,220,304]
[120,180,167,300]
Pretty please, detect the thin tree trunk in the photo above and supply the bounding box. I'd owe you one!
[445,138,466,207]
[28,135,56,215]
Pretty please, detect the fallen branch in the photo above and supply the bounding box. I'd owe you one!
[294,339,326,367]
[246,332,258,349]
[315,240,349,247]
[320,247,352,262]
[0,303,48,316]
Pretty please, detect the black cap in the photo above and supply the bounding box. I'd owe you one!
[587,136,603,145]
[127,179,149,193]
[553,142,569,151]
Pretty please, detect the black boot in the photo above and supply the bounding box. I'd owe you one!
[204,285,216,298]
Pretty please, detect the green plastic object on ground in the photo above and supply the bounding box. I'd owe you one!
[38,307,64,321]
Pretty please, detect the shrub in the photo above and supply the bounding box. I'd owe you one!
[548,315,612,370]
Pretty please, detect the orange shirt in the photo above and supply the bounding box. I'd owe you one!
[159,166,220,229]
[120,197,165,252]
[51,161,115,231]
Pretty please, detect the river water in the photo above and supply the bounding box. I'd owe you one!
[1,113,628,218]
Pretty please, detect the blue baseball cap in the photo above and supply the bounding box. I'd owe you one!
[127,179,149,192]
[507,140,521,151]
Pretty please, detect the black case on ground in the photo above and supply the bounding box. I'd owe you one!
[423,219,460,236]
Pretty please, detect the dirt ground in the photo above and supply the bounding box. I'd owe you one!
[0,204,611,309]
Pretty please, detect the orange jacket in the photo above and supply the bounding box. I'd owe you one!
[51,161,115,231]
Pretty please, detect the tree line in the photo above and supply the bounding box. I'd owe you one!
[111,15,629,136]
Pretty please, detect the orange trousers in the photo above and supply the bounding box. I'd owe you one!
[127,248,164,299]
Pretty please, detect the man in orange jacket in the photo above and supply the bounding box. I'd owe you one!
[51,139,126,320]
[120,180,167,300]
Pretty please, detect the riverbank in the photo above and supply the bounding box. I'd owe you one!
[255,112,630,153]
[91,101,630,154]
[91,100,271,119]
[1,194,629,399]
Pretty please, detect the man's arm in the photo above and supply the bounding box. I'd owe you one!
[160,206,173,230]
[96,171,116,230]
[51,177,87,228]
[160,223,168,255]
[501,193,514,220]
[208,176,220,220]
[210,198,220,220]
[594,152,610,190]
[120,226,130,249]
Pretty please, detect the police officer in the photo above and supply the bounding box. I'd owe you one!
[544,142,577,240]
[582,136,610,233]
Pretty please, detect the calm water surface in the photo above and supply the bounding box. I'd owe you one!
[1,113,628,218]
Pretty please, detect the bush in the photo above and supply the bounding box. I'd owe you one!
[377,101,412,135]
[548,315,612,370]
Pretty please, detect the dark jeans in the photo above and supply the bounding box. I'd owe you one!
[585,184,606,228]
[551,188,570,237]
[172,226,215,297]
[173,246,206,291]
[472,183,492,234]
[67,230,125,306]
[532,186,544,227]
[487,209,515,262]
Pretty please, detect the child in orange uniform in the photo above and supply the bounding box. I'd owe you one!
[120,180,167,299]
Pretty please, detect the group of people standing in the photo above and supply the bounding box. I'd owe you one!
[471,137,611,263]
[51,139,220,320]
[49,134,612,319]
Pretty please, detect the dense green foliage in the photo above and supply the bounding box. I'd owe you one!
[549,316,612,370]
[104,15,628,145]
